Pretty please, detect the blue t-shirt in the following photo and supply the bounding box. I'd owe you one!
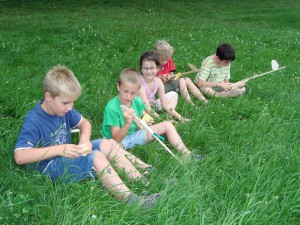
[15,99,82,167]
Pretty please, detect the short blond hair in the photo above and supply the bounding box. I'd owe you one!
[43,65,82,99]
[154,40,174,58]
[118,68,141,89]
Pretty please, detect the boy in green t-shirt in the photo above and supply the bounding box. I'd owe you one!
[194,43,246,97]
[101,68,201,162]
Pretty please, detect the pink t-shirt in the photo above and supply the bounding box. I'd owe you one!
[157,58,176,77]
[141,76,158,104]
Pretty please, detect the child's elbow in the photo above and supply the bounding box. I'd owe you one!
[111,136,121,143]
[14,151,25,165]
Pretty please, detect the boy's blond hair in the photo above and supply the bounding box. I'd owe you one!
[43,65,82,99]
[154,40,174,58]
[118,68,141,89]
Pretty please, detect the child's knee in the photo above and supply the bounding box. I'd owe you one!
[204,87,214,95]
[179,78,186,86]
[185,78,192,84]
[162,121,175,130]
[94,150,106,160]
[100,139,116,152]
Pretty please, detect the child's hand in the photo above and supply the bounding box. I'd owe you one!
[218,81,232,91]
[123,108,135,125]
[237,81,246,88]
[78,142,92,156]
[161,74,170,83]
[142,114,154,126]
[146,117,154,126]
[61,144,87,158]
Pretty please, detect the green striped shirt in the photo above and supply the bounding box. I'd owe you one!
[194,55,231,83]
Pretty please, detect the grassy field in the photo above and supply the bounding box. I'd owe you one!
[0,0,299,224]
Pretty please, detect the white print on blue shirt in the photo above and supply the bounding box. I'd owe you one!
[50,122,68,145]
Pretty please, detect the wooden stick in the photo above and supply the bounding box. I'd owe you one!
[120,105,180,161]
[169,63,200,80]
[231,66,286,89]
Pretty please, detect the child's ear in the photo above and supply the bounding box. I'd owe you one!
[44,92,53,101]
[117,83,120,92]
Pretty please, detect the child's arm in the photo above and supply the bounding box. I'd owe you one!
[138,85,152,115]
[197,79,232,91]
[77,117,92,144]
[156,79,186,121]
[110,108,135,143]
[14,143,85,165]
[141,111,154,126]
[138,85,159,118]
[158,74,171,83]
[76,117,93,152]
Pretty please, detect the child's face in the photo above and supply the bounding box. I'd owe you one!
[117,81,139,107]
[219,60,231,67]
[158,54,171,66]
[216,56,231,66]
[44,92,76,116]
[141,60,158,80]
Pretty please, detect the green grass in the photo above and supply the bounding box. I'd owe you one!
[0,0,299,224]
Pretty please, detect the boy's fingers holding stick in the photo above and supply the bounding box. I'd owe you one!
[123,108,135,124]
[62,144,84,158]
[78,143,92,156]
[219,82,232,91]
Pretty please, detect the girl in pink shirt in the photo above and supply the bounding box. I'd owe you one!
[138,51,189,122]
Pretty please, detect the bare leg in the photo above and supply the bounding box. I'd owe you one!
[185,78,208,103]
[205,87,246,97]
[179,78,194,105]
[99,139,149,181]
[148,121,190,156]
[93,151,132,200]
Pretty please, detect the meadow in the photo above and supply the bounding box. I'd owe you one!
[0,0,299,224]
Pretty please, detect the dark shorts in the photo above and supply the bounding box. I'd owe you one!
[37,139,105,183]
[164,79,180,93]
[40,150,98,183]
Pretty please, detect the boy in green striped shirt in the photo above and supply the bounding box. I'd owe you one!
[194,43,245,97]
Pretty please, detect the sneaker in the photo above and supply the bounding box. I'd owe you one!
[191,152,205,163]
[126,193,160,208]
[139,193,160,208]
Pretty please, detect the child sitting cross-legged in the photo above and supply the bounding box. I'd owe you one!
[194,43,246,97]
[14,65,160,208]
[154,40,208,105]
[100,68,202,162]
[138,51,189,122]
